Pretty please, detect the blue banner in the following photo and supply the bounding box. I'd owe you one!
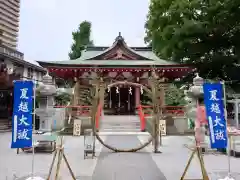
[11,81,34,148]
[203,83,228,149]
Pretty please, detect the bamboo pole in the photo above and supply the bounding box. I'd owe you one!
[180,146,209,180]
[47,136,76,180]
[47,150,57,179]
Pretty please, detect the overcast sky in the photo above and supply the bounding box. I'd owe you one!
[18,0,149,62]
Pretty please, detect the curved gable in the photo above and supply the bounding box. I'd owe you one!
[86,33,153,61]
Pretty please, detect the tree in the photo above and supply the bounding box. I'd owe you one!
[69,21,94,60]
[145,0,240,81]
[165,84,186,106]
[55,92,71,106]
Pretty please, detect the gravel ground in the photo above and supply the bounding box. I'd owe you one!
[0,132,106,180]
[92,135,167,180]
[138,135,240,180]
[2,132,240,180]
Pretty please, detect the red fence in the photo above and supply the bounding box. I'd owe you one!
[54,105,101,129]
[54,105,185,131]
[140,105,185,116]
[54,105,91,116]
[136,105,185,131]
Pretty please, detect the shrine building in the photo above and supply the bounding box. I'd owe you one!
[38,33,195,115]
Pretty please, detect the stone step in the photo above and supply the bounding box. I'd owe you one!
[101,125,140,128]
[101,119,140,123]
[101,125,141,129]
[101,120,140,124]
[102,116,140,120]
[101,123,140,127]
[101,129,141,132]
[0,119,11,131]
[101,126,141,129]
[98,131,148,135]
[100,124,141,132]
[0,125,10,130]
[99,115,141,132]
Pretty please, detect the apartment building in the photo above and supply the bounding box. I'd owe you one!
[0,0,45,82]
[0,0,20,49]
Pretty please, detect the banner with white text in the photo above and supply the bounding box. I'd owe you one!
[203,83,228,149]
[11,81,33,148]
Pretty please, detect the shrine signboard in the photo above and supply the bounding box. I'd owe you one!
[159,120,166,136]
[73,119,81,136]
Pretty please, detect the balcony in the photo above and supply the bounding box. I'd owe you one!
[0,44,23,60]
[0,19,19,32]
[0,25,18,36]
[0,4,19,18]
[2,1,20,13]
[0,8,19,21]
[0,14,19,27]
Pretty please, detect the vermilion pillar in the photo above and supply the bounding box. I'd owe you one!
[135,87,145,131]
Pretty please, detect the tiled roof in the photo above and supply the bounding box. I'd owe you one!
[38,33,178,67]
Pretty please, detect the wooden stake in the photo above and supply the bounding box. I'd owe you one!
[180,147,209,180]
[47,136,76,180]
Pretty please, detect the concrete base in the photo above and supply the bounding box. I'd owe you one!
[25,177,45,180]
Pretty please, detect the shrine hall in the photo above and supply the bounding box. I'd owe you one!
[38,33,194,115]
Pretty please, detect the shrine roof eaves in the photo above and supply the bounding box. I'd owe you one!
[38,59,189,67]
[77,50,161,62]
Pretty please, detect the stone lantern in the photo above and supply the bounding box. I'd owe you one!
[184,73,207,150]
[189,73,204,97]
[185,74,204,120]
[185,73,205,119]
[35,72,64,131]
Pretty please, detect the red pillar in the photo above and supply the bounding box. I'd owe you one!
[136,87,145,131]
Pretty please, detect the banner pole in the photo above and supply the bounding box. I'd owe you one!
[31,80,36,179]
[222,80,231,177]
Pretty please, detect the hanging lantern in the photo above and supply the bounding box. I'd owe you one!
[107,85,110,93]
[140,86,143,95]
[116,87,119,94]
[129,86,132,95]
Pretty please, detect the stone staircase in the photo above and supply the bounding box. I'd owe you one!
[0,119,11,132]
[100,115,141,132]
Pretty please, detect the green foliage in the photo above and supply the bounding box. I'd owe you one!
[55,92,71,106]
[165,84,186,106]
[141,84,186,106]
[145,0,240,80]
[141,91,152,106]
[78,88,92,105]
[69,21,94,60]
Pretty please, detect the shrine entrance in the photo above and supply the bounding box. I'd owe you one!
[104,86,136,115]
[91,77,162,153]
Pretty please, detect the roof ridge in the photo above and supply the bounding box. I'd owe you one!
[84,33,153,61]
[86,46,152,51]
